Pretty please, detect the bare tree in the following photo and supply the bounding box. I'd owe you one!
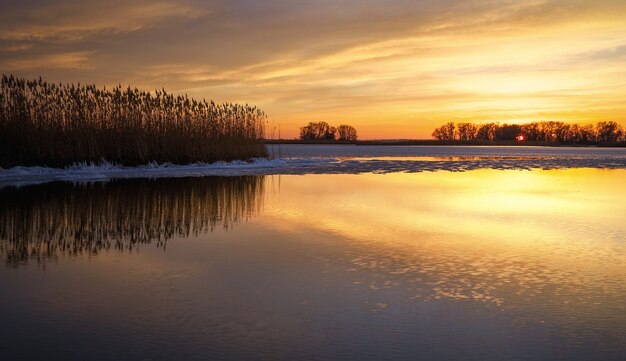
[299,121,335,140]
[596,121,623,143]
[300,122,357,141]
[495,124,523,140]
[337,124,358,141]
[457,123,478,140]
[432,120,624,144]
[476,123,498,141]
[432,122,456,140]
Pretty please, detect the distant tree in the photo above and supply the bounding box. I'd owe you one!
[300,121,335,140]
[521,122,541,141]
[456,123,478,140]
[476,123,498,141]
[337,124,358,141]
[578,124,597,143]
[495,124,522,141]
[567,124,596,144]
[596,121,623,143]
[568,124,582,144]
[538,121,569,143]
[432,122,456,140]
[326,126,337,140]
[298,121,357,141]
[431,120,624,144]
[554,122,571,143]
[299,123,316,140]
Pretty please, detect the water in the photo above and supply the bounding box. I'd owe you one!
[1,146,625,360]
[273,144,626,159]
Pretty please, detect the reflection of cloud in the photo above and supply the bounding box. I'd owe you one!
[0,0,625,137]
[260,171,626,332]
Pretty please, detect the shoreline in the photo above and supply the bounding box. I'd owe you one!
[3,145,626,188]
[263,139,626,147]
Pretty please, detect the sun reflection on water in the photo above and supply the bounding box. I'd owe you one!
[1,169,625,357]
[262,170,626,335]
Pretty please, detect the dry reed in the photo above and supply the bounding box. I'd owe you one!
[0,74,267,167]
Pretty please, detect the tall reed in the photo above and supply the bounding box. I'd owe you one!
[0,74,267,167]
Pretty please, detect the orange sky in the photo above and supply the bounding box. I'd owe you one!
[1,0,626,139]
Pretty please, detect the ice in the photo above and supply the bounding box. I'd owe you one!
[0,159,287,188]
[2,145,626,187]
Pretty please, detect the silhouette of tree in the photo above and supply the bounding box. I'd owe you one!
[326,126,337,140]
[432,120,625,145]
[299,122,357,141]
[567,124,596,144]
[521,122,541,141]
[457,123,478,140]
[300,121,335,140]
[495,124,522,141]
[578,124,596,143]
[596,121,624,143]
[337,124,358,141]
[477,123,498,141]
[432,122,456,140]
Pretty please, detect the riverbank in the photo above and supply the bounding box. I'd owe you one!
[3,145,626,188]
[264,139,626,147]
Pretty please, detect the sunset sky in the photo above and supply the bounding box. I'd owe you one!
[1,0,626,139]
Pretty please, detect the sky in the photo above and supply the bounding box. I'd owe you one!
[1,0,626,139]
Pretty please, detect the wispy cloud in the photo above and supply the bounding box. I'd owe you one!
[0,0,206,41]
[1,0,625,138]
[4,51,95,70]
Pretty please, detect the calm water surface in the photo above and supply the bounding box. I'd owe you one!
[1,169,625,360]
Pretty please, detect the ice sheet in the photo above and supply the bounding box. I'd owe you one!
[2,145,626,187]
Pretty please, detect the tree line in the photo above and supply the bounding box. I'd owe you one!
[432,121,625,144]
[299,121,358,141]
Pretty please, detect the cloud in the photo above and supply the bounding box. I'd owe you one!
[576,44,626,63]
[0,0,206,41]
[3,51,95,70]
[1,0,625,138]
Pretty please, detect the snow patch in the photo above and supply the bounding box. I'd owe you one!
[2,145,626,187]
[0,158,287,188]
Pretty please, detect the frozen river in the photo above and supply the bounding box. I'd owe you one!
[1,146,625,360]
[2,145,626,187]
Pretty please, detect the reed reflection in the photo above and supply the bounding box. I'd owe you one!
[0,176,265,266]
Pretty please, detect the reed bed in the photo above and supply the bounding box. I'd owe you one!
[0,176,265,266]
[0,74,267,167]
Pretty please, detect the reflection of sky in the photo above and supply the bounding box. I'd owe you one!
[1,1,626,137]
[260,170,626,336]
[1,169,625,359]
